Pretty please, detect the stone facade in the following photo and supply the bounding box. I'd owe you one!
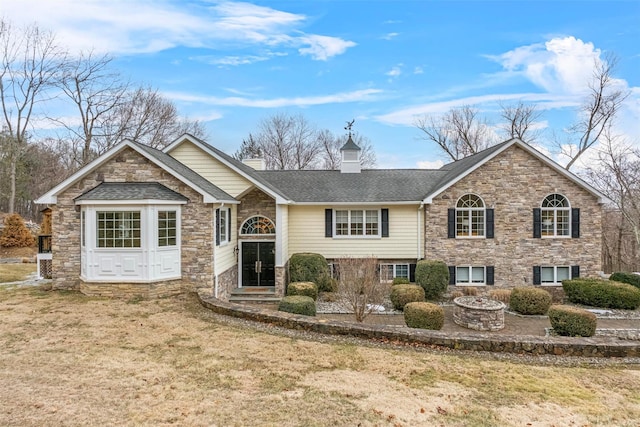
[216,264,238,301]
[424,145,602,288]
[236,187,276,234]
[51,147,214,295]
[80,280,183,298]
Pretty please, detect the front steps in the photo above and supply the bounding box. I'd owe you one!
[228,286,281,304]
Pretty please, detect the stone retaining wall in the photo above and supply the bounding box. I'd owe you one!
[198,292,640,358]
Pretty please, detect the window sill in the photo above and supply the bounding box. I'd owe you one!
[332,236,382,239]
[455,283,486,286]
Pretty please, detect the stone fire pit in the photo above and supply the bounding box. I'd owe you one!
[453,296,505,331]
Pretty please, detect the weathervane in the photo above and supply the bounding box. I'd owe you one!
[344,119,355,137]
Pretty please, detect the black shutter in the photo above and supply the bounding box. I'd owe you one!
[533,208,541,238]
[447,209,456,238]
[486,266,495,285]
[409,263,416,283]
[381,208,389,237]
[325,209,332,237]
[571,208,580,238]
[533,266,541,285]
[215,208,220,246]
[448,266,456,285]
[227,208,232,242]
[486,208,494,239]
[571,265,580,279]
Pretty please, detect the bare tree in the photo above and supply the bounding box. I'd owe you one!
[90,85,206,158]
[415,105,495,161]
[53,51,128,166]
[586,131,640,271]
[318,130,377,169]
[233,133,261,161]
[335,256,387,323]
[499,100,543,143]
[0,19,66,212]
[562,54,629,170]
[254,112,322,170]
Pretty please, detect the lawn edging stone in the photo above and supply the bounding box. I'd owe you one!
[198,292,640,358]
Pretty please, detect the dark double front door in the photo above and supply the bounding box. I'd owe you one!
[241,241,275,287]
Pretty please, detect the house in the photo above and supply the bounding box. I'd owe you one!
[35,134,606,300]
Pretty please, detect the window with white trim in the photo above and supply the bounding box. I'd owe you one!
[97,211,141,248]
[456,266,486,285]
[380,264,409,283]
[541,194,570,237]
[334,209,380,237]
[456,194,485,237]
[216,207,231,245]
[541,266,570,285]
[158,210,177,247]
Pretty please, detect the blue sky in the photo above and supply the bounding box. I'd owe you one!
[3,0,639,168]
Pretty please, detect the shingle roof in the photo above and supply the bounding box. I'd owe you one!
[433,138,514,190]
[256,169,446,203]
[340,136,361,151]
[132,141,237,202]
[75,182,189,201]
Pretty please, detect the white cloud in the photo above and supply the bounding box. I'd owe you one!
[1,0,356,60]
[381,32,399,40]
[386,64,403,79]
[413,66,424,75]
[417,159,444,169]
[376,93,578,126]
[163,88,383,108]
[489,36,603,95]
[297,35,357,61]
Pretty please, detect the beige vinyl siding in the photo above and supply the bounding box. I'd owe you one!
[169,141,252,197]
[288,205,422,259]
[215,205,237,274]
[277,204,289,265]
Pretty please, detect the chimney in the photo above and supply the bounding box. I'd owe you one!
[242,157,265,170]
[340,136,362,173]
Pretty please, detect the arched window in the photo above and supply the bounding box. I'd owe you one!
[240,216,275,235]
[456,194,485,237]
[541,194,570,236]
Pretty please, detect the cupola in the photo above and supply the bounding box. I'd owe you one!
[340,135,362,173]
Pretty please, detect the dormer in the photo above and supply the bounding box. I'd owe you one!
[340,136,362,173]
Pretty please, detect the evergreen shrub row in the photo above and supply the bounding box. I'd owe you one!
[562,278,640,310]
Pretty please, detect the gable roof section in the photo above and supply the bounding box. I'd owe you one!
[74,182,189,203]
[256,169,445,203]
[35,140,237,205]
[164,133,290,203]
[422,138,608,204]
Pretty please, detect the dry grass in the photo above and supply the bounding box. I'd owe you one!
[1,286,639,427]
[0,263,36,283]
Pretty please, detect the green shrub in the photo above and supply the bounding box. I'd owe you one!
[609,272,640,290]
[390,284,425,311]
[548,305,597,337]
[509,287,552,315]
[287,281,318,300]
[392,277,410,285]
[288,253,335,292]
[415,259,449,300]
[278,295,316,316]
[562,278,640,310]
[404,302,444,330]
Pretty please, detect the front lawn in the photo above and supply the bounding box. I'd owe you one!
[0,286,639,426]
